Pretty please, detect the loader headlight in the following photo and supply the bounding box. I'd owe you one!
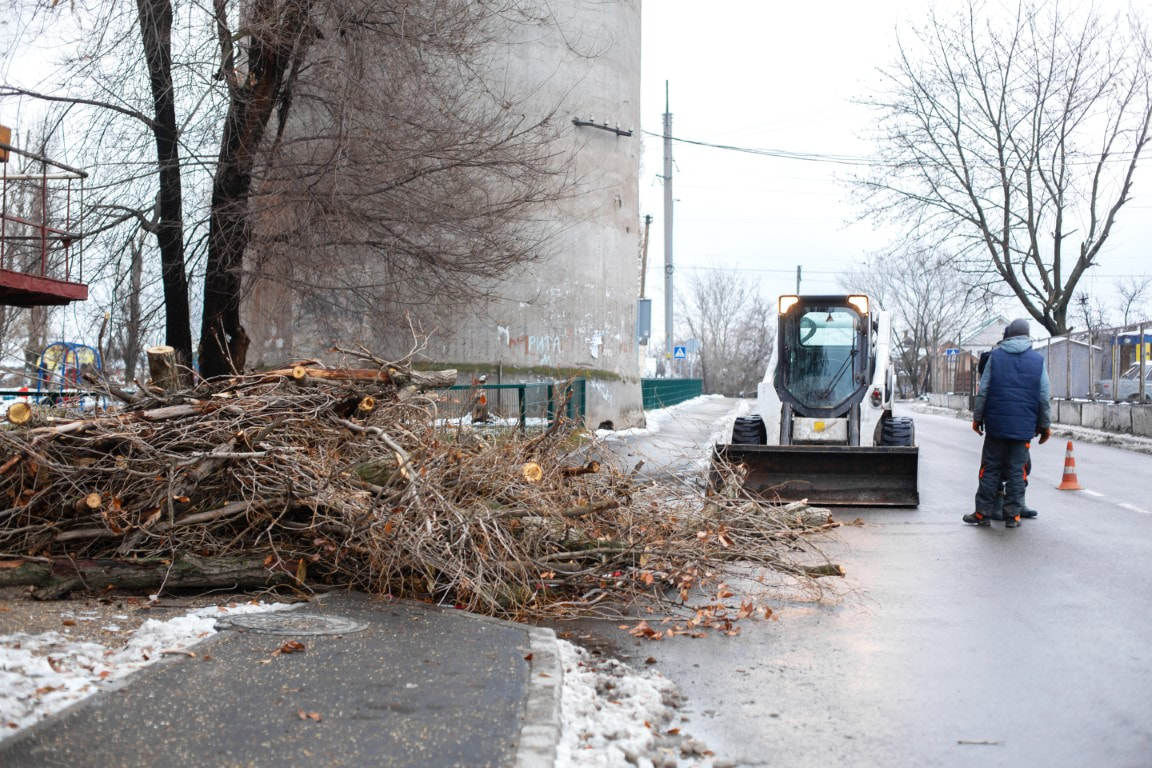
[779,295,800,315]
[870,387,882,407]
[847,295,869,315]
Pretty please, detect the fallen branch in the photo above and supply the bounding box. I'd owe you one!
[0,553,296,599]
[499,499,620,519]
[800,563,846,578]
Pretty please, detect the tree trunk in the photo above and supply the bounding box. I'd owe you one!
[199,0,314,379]
[0,553,296,600]
[125,232,145,381]
[136,0,193,376]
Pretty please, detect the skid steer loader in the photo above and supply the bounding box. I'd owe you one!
[713,294,919,506]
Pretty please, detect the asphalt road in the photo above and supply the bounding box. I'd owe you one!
[589,402,1152,768]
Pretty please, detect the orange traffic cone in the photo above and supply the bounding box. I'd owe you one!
[1056,441,1083,491]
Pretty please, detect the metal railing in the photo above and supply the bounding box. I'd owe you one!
[434,379,586,432]
[641,378,702,410]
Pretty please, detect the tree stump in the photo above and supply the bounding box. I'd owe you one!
[147,345,180,391]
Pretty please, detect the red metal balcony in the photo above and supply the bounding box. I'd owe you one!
[0,134,88,307]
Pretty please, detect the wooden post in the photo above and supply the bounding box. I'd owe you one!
[147,345,180,391]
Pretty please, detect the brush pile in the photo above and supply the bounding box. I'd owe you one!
[0,350,839,624]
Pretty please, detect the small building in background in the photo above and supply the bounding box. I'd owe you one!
[1036,336,1104,399]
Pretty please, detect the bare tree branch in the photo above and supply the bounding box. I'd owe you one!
[855,1,1152,335]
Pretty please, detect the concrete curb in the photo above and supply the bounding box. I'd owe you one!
[908,402,1152,456]
[515,627,564,768]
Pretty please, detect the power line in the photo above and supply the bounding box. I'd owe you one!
[642,130,872,166]
[643,131,1147,169]
[677,264,1152,279]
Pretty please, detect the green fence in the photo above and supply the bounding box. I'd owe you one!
[436,378,585,431]
[641,378,703,410]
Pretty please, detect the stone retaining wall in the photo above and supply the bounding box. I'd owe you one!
[925,394,1152,438]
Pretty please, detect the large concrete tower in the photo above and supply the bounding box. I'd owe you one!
[244,1,644,427]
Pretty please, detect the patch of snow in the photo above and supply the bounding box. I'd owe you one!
[596,394,726,441]
[556,640,713,768]
[0,601,293,737]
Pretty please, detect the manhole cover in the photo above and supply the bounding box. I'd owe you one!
[223,612,366,635]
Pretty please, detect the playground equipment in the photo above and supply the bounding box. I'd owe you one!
[34,341,103,403]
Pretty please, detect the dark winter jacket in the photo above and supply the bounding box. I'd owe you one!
[973,337,1052,440]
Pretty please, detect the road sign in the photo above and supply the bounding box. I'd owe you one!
[673,345,687,359]
[944,348,960,356]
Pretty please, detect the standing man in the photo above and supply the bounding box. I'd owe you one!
[978,333,1038,520]
[965,318,1052,528]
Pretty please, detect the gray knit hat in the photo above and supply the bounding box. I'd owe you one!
[1003,318,1030,339]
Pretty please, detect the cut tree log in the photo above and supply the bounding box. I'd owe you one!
[263,365,457,390]
[6,401,33,425]
[801,563,846,578]
[561,461,601,477]
[71,493,102,514]
[147,345,181,392]
[0,553,298,599]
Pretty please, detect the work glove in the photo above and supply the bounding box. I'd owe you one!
[1038,427,1051,444]
[972,421,983,435]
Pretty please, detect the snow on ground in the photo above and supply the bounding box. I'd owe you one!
[555,639,715,768]
[0,601,293,735]
[595,394,730,440]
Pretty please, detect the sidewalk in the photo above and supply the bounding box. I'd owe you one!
[0,592,562,768]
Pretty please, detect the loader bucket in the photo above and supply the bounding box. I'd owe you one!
[711,444,919,507]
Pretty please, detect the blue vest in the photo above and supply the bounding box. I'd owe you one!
[984,346,1045,440]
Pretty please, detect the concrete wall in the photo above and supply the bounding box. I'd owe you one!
[243,0,644,428]
[423,1,643,428]
[926,394,1152,438]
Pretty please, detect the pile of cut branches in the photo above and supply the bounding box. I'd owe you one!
[0,350,840,623]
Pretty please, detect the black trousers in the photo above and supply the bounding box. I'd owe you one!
[975,436,1029,517]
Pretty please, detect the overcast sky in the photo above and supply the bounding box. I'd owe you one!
[638,1,1152,345]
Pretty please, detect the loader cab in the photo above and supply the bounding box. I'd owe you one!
[776,295,871,419]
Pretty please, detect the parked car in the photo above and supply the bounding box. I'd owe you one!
[1098,363,1152,401]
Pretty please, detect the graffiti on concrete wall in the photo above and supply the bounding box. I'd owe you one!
[496,324,622,366]
[586,331,602,359]
[498,325,564,365]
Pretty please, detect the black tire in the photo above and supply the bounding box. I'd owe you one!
[731,415,767,445]
[880,416,915,446]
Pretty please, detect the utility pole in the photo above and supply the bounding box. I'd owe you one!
[796,265,802,294]
[663,82,674,360]
[639,214,652,298]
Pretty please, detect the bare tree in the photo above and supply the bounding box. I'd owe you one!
[1115,275,1152,326]
[679,267,774,397]
[213,1,584,371]
[103,229,155,381]
[857,0,1152,336]
[136,0,193,369]
[197,0,318,376]
[843,246,988,397]
[0,0,215,374]
[1074,291,1111,342]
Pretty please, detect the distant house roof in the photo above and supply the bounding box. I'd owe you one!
[1038,336,1103,352]
[961,315,1011,352]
